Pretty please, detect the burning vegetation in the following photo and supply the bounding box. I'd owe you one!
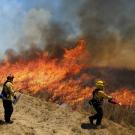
[0,40,135,106]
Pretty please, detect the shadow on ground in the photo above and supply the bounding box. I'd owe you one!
[81,123,107,130]
[0,120,5,125]
[81,123,97,129]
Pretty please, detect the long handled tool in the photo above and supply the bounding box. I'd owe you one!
[12,93,22,105]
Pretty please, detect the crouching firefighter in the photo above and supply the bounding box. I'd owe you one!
[1,74,16,124]
[89,80,113,127]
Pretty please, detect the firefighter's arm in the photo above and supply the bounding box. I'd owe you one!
[98,91,112,99]
[6,82,15,97]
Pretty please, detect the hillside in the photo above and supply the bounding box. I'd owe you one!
[0,93,135,135]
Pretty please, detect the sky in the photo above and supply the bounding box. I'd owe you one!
[0,0,63,57]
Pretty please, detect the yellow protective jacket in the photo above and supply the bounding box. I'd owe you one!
[91,89,112,105]
[94,90,112,100]
[2,81,15,101]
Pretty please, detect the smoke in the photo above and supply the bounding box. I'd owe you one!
[15,7,76,59]
[4,8,64,60]
[22,9,51,49]
[3,0,135,69]
[78,0,135,69]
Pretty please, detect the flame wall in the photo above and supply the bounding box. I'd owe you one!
[0,40,135,106]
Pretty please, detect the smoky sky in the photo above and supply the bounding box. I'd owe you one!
[77,0,135,69]
[79,0,135,41]
[1,0,135,69]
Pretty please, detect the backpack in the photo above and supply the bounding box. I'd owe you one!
[1,81,10,99]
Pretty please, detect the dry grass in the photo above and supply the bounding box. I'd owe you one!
[26,90,135,127]
[103,103,135,126]
[34,91,135,127]
[81,100,135,126]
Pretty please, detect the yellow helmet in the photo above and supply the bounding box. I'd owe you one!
[95,80,105,89]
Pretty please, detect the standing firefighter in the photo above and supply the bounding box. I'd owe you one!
[1,74,16,124]
[89,80,115,128]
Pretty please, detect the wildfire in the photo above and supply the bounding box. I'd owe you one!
[111,89,135,106]
[0,40,135,106]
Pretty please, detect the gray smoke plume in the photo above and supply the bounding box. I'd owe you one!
[78,0,135,69]
[3,0,135,69]
[15,8,75,59]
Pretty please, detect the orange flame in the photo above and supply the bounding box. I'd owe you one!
[0,40,92,105]
[111,89,135,106]
[0,40,135,106]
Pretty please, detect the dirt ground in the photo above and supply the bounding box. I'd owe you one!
[0,93,134,135]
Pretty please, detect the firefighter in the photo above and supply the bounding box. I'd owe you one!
[1,74,16,124]
[89,80,112,128]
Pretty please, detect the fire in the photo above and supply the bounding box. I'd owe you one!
[0,40,135,106]
[111,89,135,106]
[0,40,92,105]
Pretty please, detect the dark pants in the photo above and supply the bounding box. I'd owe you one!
[90,105,103,125]
[2,100,13,122]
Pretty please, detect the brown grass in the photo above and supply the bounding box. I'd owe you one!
[103,102,135,126]
[81,100,135,126]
